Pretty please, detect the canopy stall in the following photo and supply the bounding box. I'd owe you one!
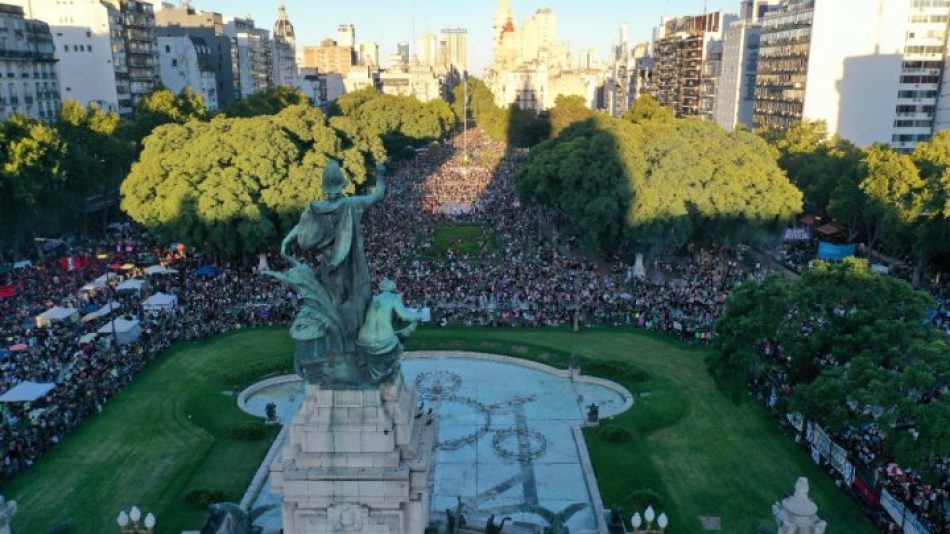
[12,260,32,270]
[0,381,55,403]
[97,318,141,346]
[142,292,177,312]
[115,279,145,295]
[195,265,219,277]
[81,274,112,293]
[36,306,79,327]
[144,265,177,276]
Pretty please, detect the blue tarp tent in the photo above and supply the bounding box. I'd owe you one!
[195,265,219,277]
[817,242,855,261]
[0,381,55,402]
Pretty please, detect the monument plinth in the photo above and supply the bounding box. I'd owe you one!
[265,161,434,533]
[271,376,434,533]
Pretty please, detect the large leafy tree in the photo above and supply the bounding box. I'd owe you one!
[516,106,802,255]
[712,259,948,477]
[765,120,863,216]
[121,105,367,257]
[223,86,310,118]
[450,77,548,148]
[0,115,68,249]
[329,88,455,160]
[121,87,208,144]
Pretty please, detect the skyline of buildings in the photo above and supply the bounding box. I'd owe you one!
[4,0,950,152]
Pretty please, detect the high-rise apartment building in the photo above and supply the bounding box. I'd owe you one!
[23,0,159,116]
[224,17,271,99]
[439,28,467,72]
[713,0,781,130]
[156,5,239,107]
[271,2,298,88]
[303,39,354,75]
[753,0,950,150]
[0,4,60,121]
[648,11,734,118]
[359,42,379,67]
[157,35,217,110]
[420,33,438,67]
[337,24,355,49]
[397,42,410,65]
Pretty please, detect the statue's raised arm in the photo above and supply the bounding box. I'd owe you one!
[351,163,386,210]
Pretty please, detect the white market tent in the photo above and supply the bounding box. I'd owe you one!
[81,274,112,293]
[144,265,177,276]
[142,292,177,312]
[97,317,141,346]
[36,306,79,327]
[78,332,98,344]
[115,279,145,294]
[97,301,121,317]
[12,260,32,270]
[0,381,55,402]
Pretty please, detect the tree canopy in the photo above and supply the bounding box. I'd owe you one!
[328,88,455,160]
[711,259,948,477]
[516,97,802,255]
[450,77,549,148]
[121,105,368,257]
[223,86,310,118]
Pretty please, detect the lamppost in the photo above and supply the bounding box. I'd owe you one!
[116,506,155,533]
[631,505,668,533]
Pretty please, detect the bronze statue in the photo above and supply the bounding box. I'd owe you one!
[267,160,421,388]
[357,278,422,382]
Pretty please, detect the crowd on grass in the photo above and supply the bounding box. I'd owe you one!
[0,128,947,531]
[754,343,948,532]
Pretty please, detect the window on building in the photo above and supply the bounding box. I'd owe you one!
[165,45,170,53]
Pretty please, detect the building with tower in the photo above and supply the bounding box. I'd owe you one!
[420,33,438,67]
[271,2,298,88]
[485,0,603,111]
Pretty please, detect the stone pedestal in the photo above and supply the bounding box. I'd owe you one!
[271,374,435,534]
[773,477,827,534]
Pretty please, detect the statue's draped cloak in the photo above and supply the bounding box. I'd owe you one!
[296,197,371,350]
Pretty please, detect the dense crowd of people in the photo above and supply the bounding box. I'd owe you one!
[0,128,946,531]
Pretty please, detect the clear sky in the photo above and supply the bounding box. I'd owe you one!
[188,0,738,74]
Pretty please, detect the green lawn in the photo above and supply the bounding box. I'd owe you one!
[407,328,876,534]
[2,328,291,533]
[428,223,484,257]
[2,326,875,533]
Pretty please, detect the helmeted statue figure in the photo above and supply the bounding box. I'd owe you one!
[357,279,422,382]
[267,160,420,388]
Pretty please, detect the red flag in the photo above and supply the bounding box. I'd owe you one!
[0,285,14,298]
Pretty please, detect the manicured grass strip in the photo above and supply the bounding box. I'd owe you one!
[3,326,874,533]
[2,327,292,533]
[429,223,484,256]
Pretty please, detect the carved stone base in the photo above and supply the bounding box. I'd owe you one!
[271,373,435,534]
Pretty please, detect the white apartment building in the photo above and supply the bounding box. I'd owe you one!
[380,63,449,103]
[336,24,355,50]
[439,28,467,72]
[22,0,159,116]
[713,0,782,130]
[419,33,437,67]
[157,35,217,110]
[224,17,270,99]
[754,0,950,150]
[0,3,60,121]
[358,42,379,67]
